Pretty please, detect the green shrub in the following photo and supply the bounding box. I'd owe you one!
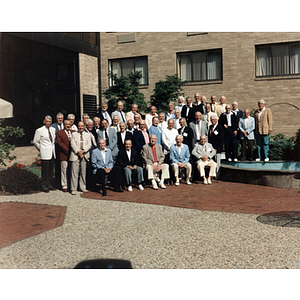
[268,134,296,160]
[0,168,42,194]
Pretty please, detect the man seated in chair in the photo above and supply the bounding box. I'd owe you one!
[169,134,192,186]
[117,139,145,192]
[142,134,170,190]
[91,138,123,196]
[192,135,217,185]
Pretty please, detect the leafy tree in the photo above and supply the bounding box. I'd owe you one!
[0,119,25,166]
[102,71,147,113]
[149,74,186,113]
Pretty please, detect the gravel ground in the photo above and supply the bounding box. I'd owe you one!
[0,191,300,269]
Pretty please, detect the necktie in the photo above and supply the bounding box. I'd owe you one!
[198,122,201,136]
[121,112,125,122]
[48,128,53,143]
[67,131,71,140]
[80,133,83,150]
[105,129,109,145]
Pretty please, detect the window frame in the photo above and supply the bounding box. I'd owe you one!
[108,56,148,86]
[177,48,223,83]
[255,41,300,78]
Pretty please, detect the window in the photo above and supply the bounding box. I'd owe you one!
[256,42,300,77]
[177,49,222,82]
[109,56,148,85]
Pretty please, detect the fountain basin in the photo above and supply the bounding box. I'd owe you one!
[220,161,300,189]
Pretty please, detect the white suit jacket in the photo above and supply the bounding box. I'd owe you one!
[70,131,92,161]
[162,128,178,153]
[33,125,56,160]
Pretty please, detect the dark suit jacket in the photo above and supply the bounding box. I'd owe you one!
[95,110,112,123]
[178,126,193,153]
[198,103,206,114]
[218,113,238,132]
[232,110,243,123]
[56,129,75,161]
[181,105,197,125]
[117,131,135,151]
[91,126,101,143]
[134,130,149,153]
[208,124,224,153]
[117,147,142,168]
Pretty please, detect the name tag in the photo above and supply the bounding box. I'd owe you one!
[214,131,218,135]
[183,132,188,137]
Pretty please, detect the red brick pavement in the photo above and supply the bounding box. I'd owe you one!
[81,180,300,215]
[0,202,66,249]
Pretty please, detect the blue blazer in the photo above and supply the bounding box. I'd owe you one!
[169,144,190,164]
[148,125,162,145]
[238,116,255,140]
[98,127,119,157]
[91,147,114,174]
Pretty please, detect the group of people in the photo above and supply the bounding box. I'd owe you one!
[33,94,273,195]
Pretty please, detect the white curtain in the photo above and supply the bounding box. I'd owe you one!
[272,44,289,75]
[207,52,221,80]
[122,59,134,76]
[290,44,300,74]
[192,52,206,81]
[135,58,148,84]
[256,48,272,76]
[180,55,191,81]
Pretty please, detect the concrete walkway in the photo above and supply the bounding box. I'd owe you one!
[0,181,300,269]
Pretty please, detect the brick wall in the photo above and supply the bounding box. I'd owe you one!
[100,32,300,137]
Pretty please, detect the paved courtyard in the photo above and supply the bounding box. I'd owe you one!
[0,180,300,269]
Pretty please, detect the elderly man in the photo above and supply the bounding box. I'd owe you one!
[68,114,78,131]
[170,135,192,185]
[215,95,227,118]
[194,93,201,106]
[118,139,145,192]
[110,115,121,132]
[210,95,217,112]
[70,121,92,195]
[239,109,255,161]
[142,134,170,189]
[175,96,185,112]
[178,117,193,153]
[162,119,178,155]
[254,99,273,162]
[148,116,162,145]
[192,135,217,185]
[158,112,168,131]
[189,111,208,149]
[127,119,135,134]
[96,102,112,126]
[231,101,243,123]
[126,103,138,122]
[134,119,149,154]
[56,119,76,192]
[208,116,224,177]
[33,115,56,193]
[117,122,134,151]
[91,116,101,142]
[219,104,238,161]
[98,118,119,161]
[181,96,197,125]
[173,109,181,129]
[202,103,218,127]
[198,95,207,114]
[50,112,64,188]
[145,105,158,129]
[166,102,176,122]
[133,113,141,129]
[82,113,89,125]
[112,101,126,124]
[91,138,123,196]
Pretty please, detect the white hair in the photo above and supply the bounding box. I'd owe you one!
[56,112,63,118]
[86,118,93,125]
[258,99,265,104]
[68,114,75,119]
[44,115,52,121]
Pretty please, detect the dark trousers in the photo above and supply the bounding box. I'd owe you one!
[54,144,61,188]
[224,127,237,159]
[41,158,54,190]
[241,138,254,160]
[95,166,122,193]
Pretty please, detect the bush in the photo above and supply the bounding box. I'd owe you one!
[149,74,186,113]
[268,134,296,160]
[0,168,42,195]
[102,71,147,113]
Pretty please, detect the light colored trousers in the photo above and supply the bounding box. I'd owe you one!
[146,163,170,180]
[60,160,69,190]
[172,162,192,179]
[197,159,217,177]
[71,159,87,191]
[123,166,144,186]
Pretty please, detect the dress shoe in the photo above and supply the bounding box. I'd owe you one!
[207,177,212,184]
[128,185,133,192]
[115,186,124,192]
[138,184,144,191]
[152,180,158,190]
[175,177,179,186]
[49,187,57,191]
[264,158,269,162]
[71,190,76,195]
[159,182,166,189]
[102,189,107,196]
[233,158,238,162]
[228,158,232,162]
[62,188,68,192]
[80,189,88,193]
[43,189,50,193]
[255,158,261,162]
[186,180,192,185]
[203,177,208,185]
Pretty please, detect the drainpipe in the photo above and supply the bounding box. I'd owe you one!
[96,32,102,109]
